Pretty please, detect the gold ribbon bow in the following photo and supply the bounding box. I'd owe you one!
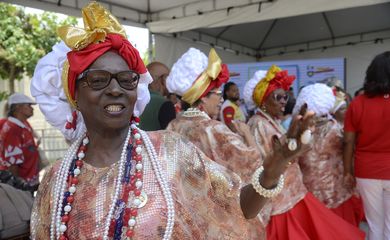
[253,65,281,107]
[57,1,127,50]
[182,48,223,105]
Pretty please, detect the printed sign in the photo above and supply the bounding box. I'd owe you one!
[227,58,345,97]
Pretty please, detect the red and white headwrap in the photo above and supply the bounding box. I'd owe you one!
[243,65,295,110]
[31,2,152,141]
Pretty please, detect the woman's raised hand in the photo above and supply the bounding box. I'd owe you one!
[262,103,315,185]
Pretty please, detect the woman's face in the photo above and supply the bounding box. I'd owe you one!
[262,88,288,119]
[334,104,347,123]
[201,89,223,119]
[75,51,137,131]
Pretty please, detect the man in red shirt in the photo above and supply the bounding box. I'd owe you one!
[0,93,40,188]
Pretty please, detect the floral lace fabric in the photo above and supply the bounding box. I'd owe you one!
[31,131,263,239]
[247,114,307,225]
[299,120,357,208]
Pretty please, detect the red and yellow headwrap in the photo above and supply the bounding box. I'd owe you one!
[181,48,230,105]
[58,1,147,107]
[253,65,296,106]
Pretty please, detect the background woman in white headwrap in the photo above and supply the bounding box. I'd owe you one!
[244,69,365,239]
[166,47,262,183]
[295,83,364,227]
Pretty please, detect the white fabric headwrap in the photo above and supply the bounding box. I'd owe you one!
[293,83,335,117]
[243,70,267,111]
[31,41,151,142]
[166,48,208,96]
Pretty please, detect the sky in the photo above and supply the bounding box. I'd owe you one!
[21,5,150,56]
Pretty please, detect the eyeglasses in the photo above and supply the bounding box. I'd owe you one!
[273,94,289,102]
[209,90,222,96]
[78,70,140,90]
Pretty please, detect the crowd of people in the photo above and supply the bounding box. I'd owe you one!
[0,2,390,240]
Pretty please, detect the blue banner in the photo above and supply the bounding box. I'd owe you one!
[227,58,345,97]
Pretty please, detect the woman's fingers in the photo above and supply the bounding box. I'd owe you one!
[228,121,239,133]
[272,135,282,152]
[273,136,293,162]
[265,135,287,170]
[302,110,316,132]
[287,104,309,138]
[299,103,308,116]
[286,115,302,138]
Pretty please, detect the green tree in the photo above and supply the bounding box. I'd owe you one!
[0,3,77,99]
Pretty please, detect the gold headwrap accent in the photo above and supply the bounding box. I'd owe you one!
[61,60,77,107]
[182,48,222,105]
[57,1,127,50]
[253,65,281,107]
[59,1,127,108]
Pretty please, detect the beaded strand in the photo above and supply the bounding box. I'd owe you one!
[51,118,175,240]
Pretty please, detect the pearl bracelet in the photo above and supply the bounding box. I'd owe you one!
[251,166,284,198]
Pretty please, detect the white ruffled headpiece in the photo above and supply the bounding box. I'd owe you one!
[31,41,151,142]
[293,83,335,117]
[166,48,208,96]
[243,70,267,111]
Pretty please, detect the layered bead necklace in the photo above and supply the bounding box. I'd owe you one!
[51,118,175,240]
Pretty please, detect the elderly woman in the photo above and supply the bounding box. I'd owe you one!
[244,67,365,239]
[295,84,363,226]
[29,3,316,240]
[344,52,390,240]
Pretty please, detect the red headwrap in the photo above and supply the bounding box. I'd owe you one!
[66,33,147,102]
[199,64,229,98]
[262,70,296,102]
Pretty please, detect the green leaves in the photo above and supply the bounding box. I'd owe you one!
[0,2,77,92]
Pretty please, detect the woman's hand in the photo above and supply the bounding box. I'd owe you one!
[262,103,315,187]
[241,103,315,219]
[229,121,256,147]
[343,131,356,191]
[343,172,356,190]
[229,120,250,136]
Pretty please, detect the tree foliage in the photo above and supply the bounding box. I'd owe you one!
[0,2,77,98]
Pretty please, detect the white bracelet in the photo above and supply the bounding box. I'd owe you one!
[251,166,284,198]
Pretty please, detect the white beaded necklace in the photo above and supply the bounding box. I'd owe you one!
[182,107,211,120]
[102,127,132,240]
[51,134,84,240]
[50,124,175,240]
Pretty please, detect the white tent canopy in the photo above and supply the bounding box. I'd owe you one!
[147,0,389,33]
[6,0,388,31]
[3,0,390,94]
[6,0,390,56]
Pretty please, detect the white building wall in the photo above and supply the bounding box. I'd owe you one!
[155,31,390,95]
[154,34,256,68]
[260,34,390,95]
